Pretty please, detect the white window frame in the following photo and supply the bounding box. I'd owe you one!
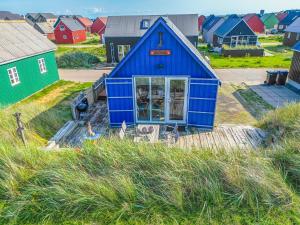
[63,34,67,39]
[7,67,20,86]
[38,58,47,74]
[117,45,131,61]
[287,32,291,39]
[141,19,150,29]
[60,24,65,31]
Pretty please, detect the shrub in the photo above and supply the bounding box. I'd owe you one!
[56,52,100,68]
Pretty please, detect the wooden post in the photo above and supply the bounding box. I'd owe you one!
[13,112,27,146]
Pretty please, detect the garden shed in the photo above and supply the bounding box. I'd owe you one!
[105,17,220,129]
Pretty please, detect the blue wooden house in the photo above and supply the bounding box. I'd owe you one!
[105,17,220,129]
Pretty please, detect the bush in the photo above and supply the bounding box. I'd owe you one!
[56,52,100,68]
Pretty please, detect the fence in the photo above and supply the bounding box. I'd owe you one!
[70,73,108,120]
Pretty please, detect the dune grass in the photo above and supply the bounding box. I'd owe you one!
[0,81,91,147]
[0,138,299,224]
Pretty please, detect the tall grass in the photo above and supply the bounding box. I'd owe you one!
[0,139,299,224]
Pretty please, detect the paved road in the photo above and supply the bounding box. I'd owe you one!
[59,68,275,84]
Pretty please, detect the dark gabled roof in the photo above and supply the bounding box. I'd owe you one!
[109,16,219,80]
[26,13,39,19]
[0,11,23,20]
[279,12,300,25]
[39,13,57,19]
[292,41,300,52]
[59,18,85,31]
[0,21,56,65]
[202,15,215,30]
[214,17,242,37]
[203,16,223,31]
[105,14,198,37]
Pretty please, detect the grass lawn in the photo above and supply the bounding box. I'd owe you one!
[0,81,91,147]
[56,46,106,61]
[199,44,292,68]
[258,35,284,44]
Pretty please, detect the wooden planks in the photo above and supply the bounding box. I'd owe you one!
[176,125,265,150]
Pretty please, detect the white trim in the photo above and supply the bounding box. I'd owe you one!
[7,67,20,86]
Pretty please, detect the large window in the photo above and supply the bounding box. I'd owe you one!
[38,58,47,74]
[7,67,20,86]
[117,45,130,61]
[135,77,165,122]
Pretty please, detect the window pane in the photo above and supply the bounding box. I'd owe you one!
[151,78,165,121]
[136,78,150,121]
[169,80,186,121]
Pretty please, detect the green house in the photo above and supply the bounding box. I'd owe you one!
[260,13,279,30]
[0,21,59,106]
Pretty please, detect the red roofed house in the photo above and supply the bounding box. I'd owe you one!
[243,14,265,33]
[76,16,93,32]
[54,18,86,44]
[198,15,206,32]
[91,17,107,35]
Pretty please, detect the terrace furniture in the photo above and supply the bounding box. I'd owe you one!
[134,124,160,143]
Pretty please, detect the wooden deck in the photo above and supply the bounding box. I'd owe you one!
[175,125,265,150]
[52,100,266,150]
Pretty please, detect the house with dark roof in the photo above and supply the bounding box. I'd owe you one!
[277,12,300,32]
[243,14,265,33]
[202,16,225,44]
[104,14,199,63]
[0,11,23,21]
[25,13,57,26]
[0,21,59,106]
[75,16,93,32]
[54,18,86,44]
[198,15,206,32]
[213,16,258,48]
[260,13,279,30]
[283,17,300,47]
[287,42,300,92]
[105,16,220,129]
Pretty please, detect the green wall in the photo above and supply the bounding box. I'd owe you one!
[0,51,59,106]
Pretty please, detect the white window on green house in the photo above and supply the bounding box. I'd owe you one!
[7,67,20,86]
[117,45,131,61]
[38,58,47,74]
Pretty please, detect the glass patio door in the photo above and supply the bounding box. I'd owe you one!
[166,78,188,123]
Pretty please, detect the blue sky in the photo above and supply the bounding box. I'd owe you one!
[1,0,299,18]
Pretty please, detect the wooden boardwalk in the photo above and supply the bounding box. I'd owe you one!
[176,125,265,150]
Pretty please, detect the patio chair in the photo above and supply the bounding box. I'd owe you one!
[163,124,179,145]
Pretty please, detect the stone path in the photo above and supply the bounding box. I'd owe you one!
[250,85,300,108]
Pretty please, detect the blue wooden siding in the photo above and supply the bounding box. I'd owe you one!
[188,79,219,128]
[106,78,135,127]
[112,24,212,79]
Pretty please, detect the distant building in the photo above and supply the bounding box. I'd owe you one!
[243,14,265,33]
[0,11,23,20]
[104,14,199,63]
[287,42,300,92]
[91,17,107,42]
[277,11,300,32]
[213,17,257,47]
[25,13,57,26]
[75,16,93,32]
[260,13,279,30]
[0,21,59,106]
[198,15,206,32]
[34,22,55,41]
[202,16,225,44]
[54,18,86,44]
[283,17,300,47]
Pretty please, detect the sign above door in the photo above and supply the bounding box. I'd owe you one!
[150,50,171,56]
